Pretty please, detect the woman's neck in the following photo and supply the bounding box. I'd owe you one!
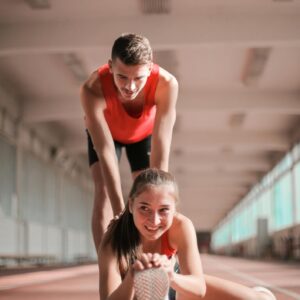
[141,237,161,254]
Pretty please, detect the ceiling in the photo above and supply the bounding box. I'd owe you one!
[1,0,300,231]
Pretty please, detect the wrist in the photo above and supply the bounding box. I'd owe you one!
[168,270,176,286]
[129,264,136,280]
[123,266,134,287]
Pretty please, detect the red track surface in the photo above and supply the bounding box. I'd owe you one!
[1,254,300,299]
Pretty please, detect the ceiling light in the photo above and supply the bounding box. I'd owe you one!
[241,47,272,86]
[25,0,51,9]
[273,0,293,2]
[229,113,246,129]
[63,53,88,83]
[139,0,171,14]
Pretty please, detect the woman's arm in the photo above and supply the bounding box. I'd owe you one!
[169,216,206,298]
[99,243,135,300]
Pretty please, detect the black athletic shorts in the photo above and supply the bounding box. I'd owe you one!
[86,130,152,172]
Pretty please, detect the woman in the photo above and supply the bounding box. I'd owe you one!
[99,168,276,300]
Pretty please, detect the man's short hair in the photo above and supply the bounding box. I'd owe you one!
[111,33,153,65]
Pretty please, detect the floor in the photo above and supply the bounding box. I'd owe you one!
[202,254,300,300]
[1,254,300,299]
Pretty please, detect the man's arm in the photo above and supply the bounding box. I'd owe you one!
[150,68,178,171]
[80,71,124,215]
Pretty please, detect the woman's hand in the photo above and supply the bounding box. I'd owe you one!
[130,253,176,280]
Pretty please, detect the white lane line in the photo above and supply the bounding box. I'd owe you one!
[215,262,300,300]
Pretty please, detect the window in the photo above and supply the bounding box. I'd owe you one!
[294,162,300,223]
[273,172,293,230]
[0,136,16,217]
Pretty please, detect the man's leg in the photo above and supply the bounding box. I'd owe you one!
[90,161,113,253]
[86,130,115,252]
[126,135,151,179]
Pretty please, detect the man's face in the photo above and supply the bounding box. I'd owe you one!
[109,58,152,101]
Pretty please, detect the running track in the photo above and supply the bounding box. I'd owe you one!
[1,254,300,299]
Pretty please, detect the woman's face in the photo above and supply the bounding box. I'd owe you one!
[130,185,176,241]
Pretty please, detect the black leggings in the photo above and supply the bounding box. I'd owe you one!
[169,262,180,299]
[86,130,152,172]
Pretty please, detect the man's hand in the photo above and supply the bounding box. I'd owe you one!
[107,211,124,229]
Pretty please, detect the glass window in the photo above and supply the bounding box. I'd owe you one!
[249,199,258,237]
[0,136,16,217]
[257,188,272,232]
[20,152,45,222]
[44,166,59,225]
[272,172,293,230]
[294,162,300,223]
[212,222,231,249]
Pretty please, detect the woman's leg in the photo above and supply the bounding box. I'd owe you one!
[202,275,275,300]
[175,275,275,300]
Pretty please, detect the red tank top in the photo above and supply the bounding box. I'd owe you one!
[161,231,176,258]
[98,64,159,144]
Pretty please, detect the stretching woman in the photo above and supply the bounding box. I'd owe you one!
[99,168,276,300]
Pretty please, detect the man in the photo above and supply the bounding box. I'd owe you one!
[80,33,178,252]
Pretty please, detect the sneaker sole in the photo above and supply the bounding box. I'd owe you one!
[253,286,277,300]
[134,268,169,300]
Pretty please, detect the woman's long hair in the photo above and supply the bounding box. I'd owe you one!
[102,168,178,275]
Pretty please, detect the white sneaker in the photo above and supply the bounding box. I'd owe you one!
[134,268,169,300]
[253,286,277,300]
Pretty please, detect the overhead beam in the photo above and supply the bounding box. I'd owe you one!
[178,91,300,114]
[121,170,260,192]
[171,153,272,172]
[1,13,300,56]
[21,96,82,123]
[21,91,300,124]
[174,170,259,183]
[179,186,248,197]
[172,162,268,173]
[182,200,241,212]
[63,130,290,154]
[191,214,233,231]
[172,131,290,152]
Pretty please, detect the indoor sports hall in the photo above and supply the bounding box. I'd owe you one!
[1,1,300,299]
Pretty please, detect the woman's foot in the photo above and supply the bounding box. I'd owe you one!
[253,286,277,300]
[134,267,169,300]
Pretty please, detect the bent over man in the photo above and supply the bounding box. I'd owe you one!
[80,33,178,252]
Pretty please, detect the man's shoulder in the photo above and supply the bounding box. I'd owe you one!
[85,69,101,87]
[82,69,105,100]
[156,66,178,94]
[86,63,109,87]
[154,66,178,105]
